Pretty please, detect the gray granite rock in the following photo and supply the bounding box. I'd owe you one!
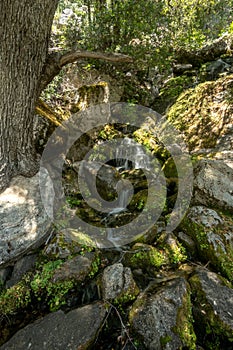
[0,171,52,267]
[129,277,196,349]
[188,206,223,228]
[190,268,233,345]
[101,262,139,302]
[193,159,233,211]
[0,302,106,350]
[183,206,233,282]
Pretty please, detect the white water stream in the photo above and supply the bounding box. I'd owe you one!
[106,138,152,246]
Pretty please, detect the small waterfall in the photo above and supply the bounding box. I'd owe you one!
[106,227,120,248]
[115,137,151,171]
[102,137,153,247]
[106,138,150,216]
[107,186,132,215]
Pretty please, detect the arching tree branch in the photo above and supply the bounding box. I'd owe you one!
[59,50,133,66]
[39,50,133,94]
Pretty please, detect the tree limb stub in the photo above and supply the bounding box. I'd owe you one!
[39,50,133,94]
[35,98,62,126]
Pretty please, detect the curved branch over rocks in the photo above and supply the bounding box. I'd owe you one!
[39,50,133,93]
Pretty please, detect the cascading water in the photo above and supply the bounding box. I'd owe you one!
[107,138,150,217]
[105,137,152,246]
[115,137,152,171]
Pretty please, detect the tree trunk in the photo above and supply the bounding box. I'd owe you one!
[0,0,58,191]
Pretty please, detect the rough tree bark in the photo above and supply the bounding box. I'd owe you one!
[0,0,59,191]
[0,0,132,193]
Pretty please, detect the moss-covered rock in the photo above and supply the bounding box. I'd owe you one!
[180,206,233,282]
[152,75,195,114]
[43,231,96,259]
[189,268,233,349]
[129,277,196,349]
[123,243,168,273]
[0,245,100,318]
[71,81,109,112]
[167,75,233,154]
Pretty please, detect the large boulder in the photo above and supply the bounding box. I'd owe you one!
[129,277,196,349]
[189,268,233,349]
[180,206,233,281]
[0,171,51,267]
[0,302,106,350]
[193,159,233,211]
[167,75,233,154]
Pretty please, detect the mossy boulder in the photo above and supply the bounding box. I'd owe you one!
[180,206,233,282]
[167,75,233,154]
[43,231,96,259]
[123,239,186,274]
[189,268,233,349]
[123,243,168,273]
[153,75,195,114]
[129,277,196,349]
[71,82,109,112]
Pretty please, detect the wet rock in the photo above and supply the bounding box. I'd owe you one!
[180,206,233,281]
[193,159,233,211]
[189,268,233,348]
[6,254,37,288]
[129,277,196,349]
[75,160,120,202]
[52,252,98,282]
[101,263,139,303]
[0,302,107,350]
[0,171,51,267]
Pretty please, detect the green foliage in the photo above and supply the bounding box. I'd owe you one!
[30,260,74,311]
[88,254,101,278]
[0,279,32,315]
[160,335,172,347]
[66,196,81,208]
[52,0,233,71]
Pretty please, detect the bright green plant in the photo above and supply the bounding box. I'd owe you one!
[30,260,74,311]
